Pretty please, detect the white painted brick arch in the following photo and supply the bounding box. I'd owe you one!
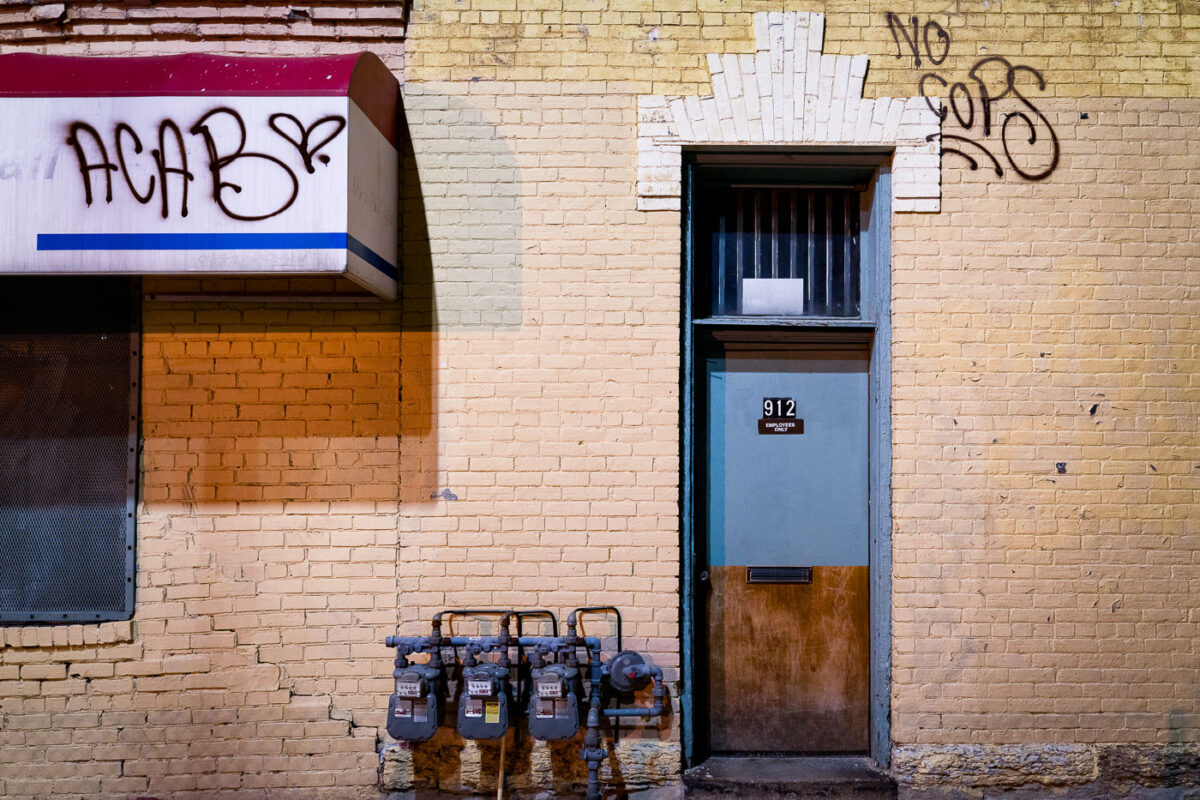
[637,11,942,213]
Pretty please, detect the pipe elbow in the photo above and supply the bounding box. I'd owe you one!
[647,667,666,716]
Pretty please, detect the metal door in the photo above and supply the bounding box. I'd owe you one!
[701,345,870,753]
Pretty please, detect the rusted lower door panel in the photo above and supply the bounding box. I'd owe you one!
[703,349,870,754]
[706,565,869,752]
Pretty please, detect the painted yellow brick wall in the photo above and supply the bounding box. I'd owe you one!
[1,294,404,798]
[403,0,1200,97]
[389,76,684,792]
[0,9,412,798]
[888,94,1200,787]
[396,0,1199,790]
[1,1,1198,797]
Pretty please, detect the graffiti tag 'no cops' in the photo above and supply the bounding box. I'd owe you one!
[886,13,1060,182]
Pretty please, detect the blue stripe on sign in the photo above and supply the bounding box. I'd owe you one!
[36,232,397,280]
[346,235,398,280]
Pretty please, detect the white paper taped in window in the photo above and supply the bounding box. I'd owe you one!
[742,278,806,315]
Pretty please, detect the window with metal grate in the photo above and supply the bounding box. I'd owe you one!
[0,277,138,624]
[700,186,861,318]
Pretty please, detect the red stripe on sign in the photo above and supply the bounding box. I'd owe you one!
[0,52,400,148]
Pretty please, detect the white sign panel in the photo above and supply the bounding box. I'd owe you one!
[742,278,805,315]
[0,59,398,299]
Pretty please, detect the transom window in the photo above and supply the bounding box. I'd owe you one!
[698,185,861,318]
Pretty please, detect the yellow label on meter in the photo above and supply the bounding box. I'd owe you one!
[484,702,500,724]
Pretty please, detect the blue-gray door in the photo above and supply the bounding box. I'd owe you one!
[702,346,871,753]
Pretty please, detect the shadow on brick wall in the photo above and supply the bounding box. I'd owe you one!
[400,85,523,332]
[137,300,403,506]
[398,115,438,505]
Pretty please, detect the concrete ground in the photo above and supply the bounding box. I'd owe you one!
[384,753,1200,800]
[384,787,1200,800]
[385,765,1200,800]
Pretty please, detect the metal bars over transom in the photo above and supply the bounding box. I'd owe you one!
[699,186,861,318]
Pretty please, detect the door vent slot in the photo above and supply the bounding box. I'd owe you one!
[746,566,812,584]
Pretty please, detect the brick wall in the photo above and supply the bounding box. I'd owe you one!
[403,0,1197,98]
[398,0,1199,792]
[1,1,1198,797]
[1,295,404,798]
[389,76,684,793]
[0,4,411,798]
[889,94,1200,792]
[1,0,406,65]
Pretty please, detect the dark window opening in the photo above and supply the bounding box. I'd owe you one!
[0,277,139,624]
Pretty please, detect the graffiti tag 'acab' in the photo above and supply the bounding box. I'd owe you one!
[886,12,1059,181]
[66,108,347,221]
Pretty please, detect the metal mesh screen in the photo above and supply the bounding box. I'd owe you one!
[0,277,138,623]
[702,187,861,318]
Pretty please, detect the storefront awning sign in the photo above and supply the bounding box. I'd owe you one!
[0,52,400,299]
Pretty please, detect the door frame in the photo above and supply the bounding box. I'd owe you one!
[680,150,894,767]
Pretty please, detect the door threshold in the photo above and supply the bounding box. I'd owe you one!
[683,755,895,799]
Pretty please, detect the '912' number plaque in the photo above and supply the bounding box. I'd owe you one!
[759,397,803,435]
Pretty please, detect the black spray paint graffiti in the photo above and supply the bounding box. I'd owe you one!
[66,108,346,221]
[886,12,1059,181]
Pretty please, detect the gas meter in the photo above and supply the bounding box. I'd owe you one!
[527,663,581,740]
[386,663,442,742]
[456,662,512,739]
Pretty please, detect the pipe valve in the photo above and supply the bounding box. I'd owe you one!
[605,650,652,695]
